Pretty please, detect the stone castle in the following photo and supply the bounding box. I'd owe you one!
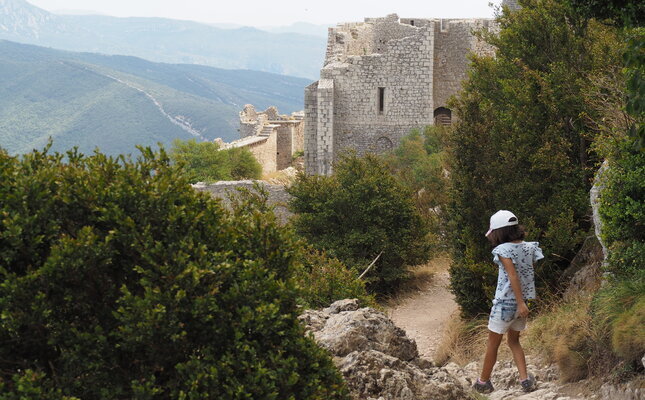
[215,104,304,174]
[304,13,498,175]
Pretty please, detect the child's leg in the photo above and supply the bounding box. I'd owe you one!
[506,329,528,380]
[480,330,504,381]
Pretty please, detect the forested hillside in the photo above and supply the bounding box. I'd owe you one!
[0,40,310,155]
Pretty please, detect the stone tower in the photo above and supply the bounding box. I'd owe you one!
[304,14,496,175]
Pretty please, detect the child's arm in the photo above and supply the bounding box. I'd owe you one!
[499,257,529,318]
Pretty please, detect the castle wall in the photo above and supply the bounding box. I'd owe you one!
[246,131,277,174]
[304,81,319,173]
[322,21,435,172]
[433,19,494,110]
[306,14,496,175]
[275,121,303,170]
[316,79,335,175]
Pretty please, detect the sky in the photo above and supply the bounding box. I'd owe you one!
[27,0,501,27]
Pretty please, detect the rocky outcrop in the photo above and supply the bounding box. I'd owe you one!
[562,235,603,300]
[300,299,469,400]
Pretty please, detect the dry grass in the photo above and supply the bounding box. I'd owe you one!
[525,292,623,383]
[262,168,298,185]
[434,314,490,366]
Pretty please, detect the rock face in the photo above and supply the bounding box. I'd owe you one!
[299,299,469,400]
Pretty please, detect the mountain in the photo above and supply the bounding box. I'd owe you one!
[0,40,311,156]
[261,22,331,38]
[0,0,326,79]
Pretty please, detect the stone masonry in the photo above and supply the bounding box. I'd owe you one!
[216,104,304,175]
[305,13,498,175]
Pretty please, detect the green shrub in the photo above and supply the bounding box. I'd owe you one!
[447,0,621,316]
[0,146,348,399]
[384,126,450,250]
[169,138,262,182]
[599,140,645,278]
[288,152,431,294]
[294,246,376,309]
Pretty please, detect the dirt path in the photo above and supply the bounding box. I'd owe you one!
[387,257,458,360]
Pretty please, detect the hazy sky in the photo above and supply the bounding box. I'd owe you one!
[27,0,501,26]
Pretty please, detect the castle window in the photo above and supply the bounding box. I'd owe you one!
[434,107,452,125]
[410,20,415,26]
[378,87,385,115]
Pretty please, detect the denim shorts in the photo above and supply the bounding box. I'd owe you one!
[488,299,526,334]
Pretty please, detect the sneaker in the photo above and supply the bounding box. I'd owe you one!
[473,378,494,393]
[520,374,536,392]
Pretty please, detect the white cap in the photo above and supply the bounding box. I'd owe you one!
[485,210,518,236]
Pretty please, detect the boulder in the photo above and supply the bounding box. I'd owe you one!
[300,299,469,400]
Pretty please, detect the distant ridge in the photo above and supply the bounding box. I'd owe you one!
[0,0,326,79]
[0,40,310,156]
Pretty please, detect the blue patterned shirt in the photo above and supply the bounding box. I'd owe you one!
[492,241,544,300]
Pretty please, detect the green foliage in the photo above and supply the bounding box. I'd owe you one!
[599,140,645,278]
[0,146,348,399]
[384,126,450,249]
[447,0,622,316]
[170,138,262,182]
[293,246,376,309]
[288,152,431,293]
[566,0,644,27]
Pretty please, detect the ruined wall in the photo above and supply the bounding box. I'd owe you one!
[433,19,495,110]
[304,82,319,172]
[274,120,304,171]
[246,131,277,174]
[306,14,497,175]
[193,181,293,224]
[329,24,434,159]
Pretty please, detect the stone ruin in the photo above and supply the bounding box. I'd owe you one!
[215,104,305,175]
[304,13,498,175]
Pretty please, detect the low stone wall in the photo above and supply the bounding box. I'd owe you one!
[192,180,293,224]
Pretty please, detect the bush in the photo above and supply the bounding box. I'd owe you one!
[169,138,262,182]
[0,146,348,399]
[288,152,431,294]
[383,126,450,250]
[293,246,376,309]
[599,139,645,278]
[447,0,622,316]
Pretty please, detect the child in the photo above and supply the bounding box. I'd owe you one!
[473,210,543,394]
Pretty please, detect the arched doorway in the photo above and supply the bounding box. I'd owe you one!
[434,107,452,126]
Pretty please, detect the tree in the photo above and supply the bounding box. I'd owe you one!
[288,152,431,293]
[383,126,450,249]
[0,146,348,399]
[169,139,262,182]
[447,0,623,316]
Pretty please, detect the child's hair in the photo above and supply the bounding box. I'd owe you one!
[486,223,525,246]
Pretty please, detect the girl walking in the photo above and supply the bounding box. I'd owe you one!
[473,210,543,393]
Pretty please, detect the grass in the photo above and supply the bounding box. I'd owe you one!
[525,282,644,383]
[434,314,490,367]
[262,168,298,185]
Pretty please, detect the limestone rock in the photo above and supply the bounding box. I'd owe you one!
[300,299,469,400]
[338,350,468,400]
[303,300,418,360]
